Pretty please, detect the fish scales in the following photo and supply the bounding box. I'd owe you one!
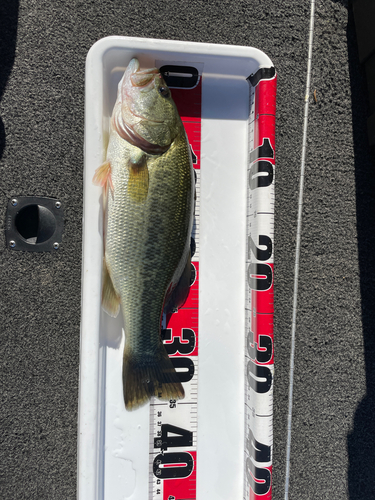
[106,133,192,354]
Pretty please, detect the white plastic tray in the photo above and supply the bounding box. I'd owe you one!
[80,36,274,500]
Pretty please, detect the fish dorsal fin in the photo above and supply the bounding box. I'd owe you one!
[127,152,149,203]
[102,258,121,317]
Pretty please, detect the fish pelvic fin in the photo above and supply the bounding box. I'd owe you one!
[102,258,121,317]
[123,343,184,411]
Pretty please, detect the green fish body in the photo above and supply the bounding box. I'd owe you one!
[94,58,194,410]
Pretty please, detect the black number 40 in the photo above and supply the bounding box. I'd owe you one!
[154,424,192,451]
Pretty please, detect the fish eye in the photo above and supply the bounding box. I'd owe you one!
[159,86,170,98]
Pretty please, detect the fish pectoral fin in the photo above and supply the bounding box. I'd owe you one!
[102,258,120,317]
[93,160,114,193]
[127,154,149,203]
[164,250,192,314]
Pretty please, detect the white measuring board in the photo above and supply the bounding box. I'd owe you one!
[80,36,275,500]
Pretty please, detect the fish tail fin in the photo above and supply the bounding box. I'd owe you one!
[123,343,184,411]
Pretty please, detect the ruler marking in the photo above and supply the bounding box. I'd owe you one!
[244,66,276,499]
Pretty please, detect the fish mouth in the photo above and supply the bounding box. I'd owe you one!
[127,58,159,88]
[123,61,164,124]
[130,68,159,88]
[128,64,164,124]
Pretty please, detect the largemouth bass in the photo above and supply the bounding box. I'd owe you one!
[93,58,194,411]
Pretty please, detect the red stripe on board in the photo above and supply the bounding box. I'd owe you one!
[182,261,199,309]
[166,307,199,358]
[250,312,274,366]
[163,451,197,500]
[250,260,274,314]
[249,465,272,500]
[151,72,201,500]
[254,78,277,117]
[183,121,201,169]
[171,82,202,169]
[171,80,202,119]
[246,75,276,500]
[253,115,276,159]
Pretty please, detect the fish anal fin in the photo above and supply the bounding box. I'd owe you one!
[102,258,120,317]
[127,155,149,203]
[123,344,184,411]
[93,160,114,192]
[164,250,192,314]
